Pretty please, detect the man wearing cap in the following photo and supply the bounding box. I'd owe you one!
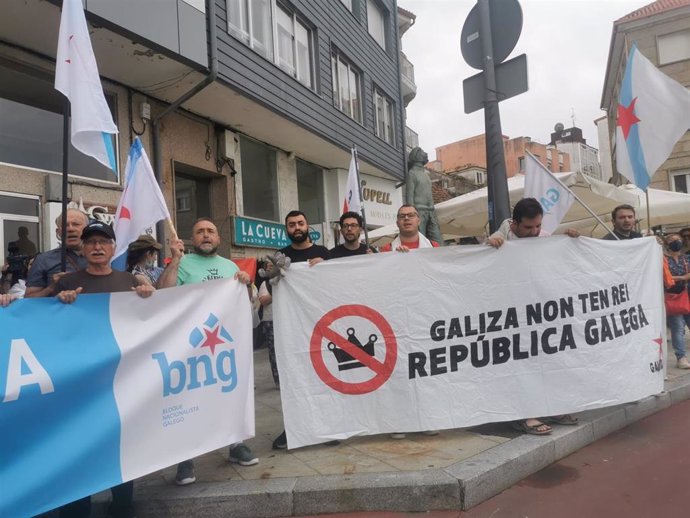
[126,234,164,286]
[25,209,89,298]
[158,217,258,485]
[54,221,154,518]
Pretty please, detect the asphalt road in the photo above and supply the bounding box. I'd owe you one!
[292,398,690,518]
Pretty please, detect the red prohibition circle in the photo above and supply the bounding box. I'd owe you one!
[309,304,398,395]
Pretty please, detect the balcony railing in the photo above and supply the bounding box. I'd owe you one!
[405,126,419,150]
[400,54,415,84]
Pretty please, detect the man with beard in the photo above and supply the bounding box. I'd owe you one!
[279,210,330,264]
[25,209,89,298]
[158,218,258,485]
[271,210,330,450]
[601,204,642,240]
[330,212,370,259]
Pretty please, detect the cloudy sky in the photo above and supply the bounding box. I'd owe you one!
[400,0,651,160]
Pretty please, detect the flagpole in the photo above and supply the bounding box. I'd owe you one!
[353,145,370,247]
[526,151,619,240]
[166,218,179,243]
[60,99,70,272]
[645,190,652,234]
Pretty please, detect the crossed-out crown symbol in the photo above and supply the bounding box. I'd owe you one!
[328,328,377,371]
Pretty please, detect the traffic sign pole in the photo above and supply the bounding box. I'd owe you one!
[478,0,511,232]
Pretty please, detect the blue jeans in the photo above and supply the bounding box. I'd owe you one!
[667,314,690,360]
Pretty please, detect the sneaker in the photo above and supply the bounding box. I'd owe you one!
[228,443,259,466]
[324,440,340,446]
[677,357,690,369]
[422,430,439,436]
[272,430,287,450]
[175,460,196,486]
[390,433,406,440]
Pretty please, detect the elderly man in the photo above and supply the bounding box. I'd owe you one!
[330,211,371,259]
[25,209,89,298]
[51,220,154,518]
[158,217,257,485]
[601,204,642,240]
[380,204,440,252]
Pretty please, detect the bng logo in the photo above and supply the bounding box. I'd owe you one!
[152,314,238,397]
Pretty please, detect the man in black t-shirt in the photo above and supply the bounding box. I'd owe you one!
[54,221,154,518]
[279,210,330,264]
[330,211,370,259]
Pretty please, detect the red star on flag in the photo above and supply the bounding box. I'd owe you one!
[652,336,663,359]
[119,206,131,219]
[617,98,641,140]
[200,326,224,355]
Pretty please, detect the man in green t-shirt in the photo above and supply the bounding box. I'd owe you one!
[158,218,256,485]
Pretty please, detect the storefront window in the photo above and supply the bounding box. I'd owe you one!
[297,159,324,224]
[240,137,279,222]
[0,64,119,183]
[0,193,40,265]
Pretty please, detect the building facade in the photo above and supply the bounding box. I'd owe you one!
[600,0,690,192]
[0,0,410,265]
[549,125,602,181]
[434,134,571,179]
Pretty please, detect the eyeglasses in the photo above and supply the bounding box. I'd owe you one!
[397,213,418,220]
[341,223,360,229]
[83,239,113,246]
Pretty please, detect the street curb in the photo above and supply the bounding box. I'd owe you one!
[125,375,690,516]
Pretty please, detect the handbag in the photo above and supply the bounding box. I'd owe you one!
[665,290,690,316]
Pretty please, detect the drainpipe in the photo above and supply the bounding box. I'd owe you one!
[152,0,218,249]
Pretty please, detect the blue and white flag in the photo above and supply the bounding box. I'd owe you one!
[616,44,690,191]
[55,0,119,173]
[524,153,575,234]
[0,279,254,517]
[111,138,170,270]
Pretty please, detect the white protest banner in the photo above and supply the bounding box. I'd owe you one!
[273,237,664,449]
[1,279,253,517]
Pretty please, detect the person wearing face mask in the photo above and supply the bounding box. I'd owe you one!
[125,234,164,286]
[664,233,690,369]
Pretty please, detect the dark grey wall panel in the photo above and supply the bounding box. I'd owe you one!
[213,0,405,179]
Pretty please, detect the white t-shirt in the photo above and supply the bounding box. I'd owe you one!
[258,281,273,321]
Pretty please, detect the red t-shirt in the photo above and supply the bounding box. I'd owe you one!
[380,238,440,252]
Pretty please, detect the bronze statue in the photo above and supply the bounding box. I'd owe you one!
[406,147,443,245]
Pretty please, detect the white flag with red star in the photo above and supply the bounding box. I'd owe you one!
[616,43,690,191]
[342,148,362,215]
[55,0,119,173]
[111,138,170,269]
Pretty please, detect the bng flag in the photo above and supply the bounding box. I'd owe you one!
[0,279,254,517]
[616,44,690,191]
[524,153,575,234]
[342,148,362,215]
[55,0,119,173]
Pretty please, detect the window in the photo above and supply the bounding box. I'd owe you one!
[0,63,118,183]
[0,192,40,265]
[518,156,525,172]
[671,169,690,194]
[240,136,279,222]
[297,159,324,224]
[367,0,386,50]
[331,52,362,123]
[658,30,690,65]
[374,88,395,145]
[475,171,486,185]
[227,0,313,88]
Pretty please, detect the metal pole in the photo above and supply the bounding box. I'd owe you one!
[353,145,370,246]
[645,190,652,234]
[526,151,619,240]
[60,98,70,271]
[478,0,511,233]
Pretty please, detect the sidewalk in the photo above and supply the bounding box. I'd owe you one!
[114,340,690,517]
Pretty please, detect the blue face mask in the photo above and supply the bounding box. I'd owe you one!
[669,240,683,252]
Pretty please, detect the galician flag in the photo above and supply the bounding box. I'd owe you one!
[55,0,118,173]
[342,148,362,214]
[524,153,575,234]
[111,138,170,270]
[616,43,690,191]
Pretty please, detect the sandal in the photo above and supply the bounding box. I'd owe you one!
[511,419,552,435]
[543,414,579,426]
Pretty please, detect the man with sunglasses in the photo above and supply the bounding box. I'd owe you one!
[380,205,440,252]
[330,211,371,258]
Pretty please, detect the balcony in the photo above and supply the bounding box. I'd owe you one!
[400,53,417,106]
[405,126,419,155]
